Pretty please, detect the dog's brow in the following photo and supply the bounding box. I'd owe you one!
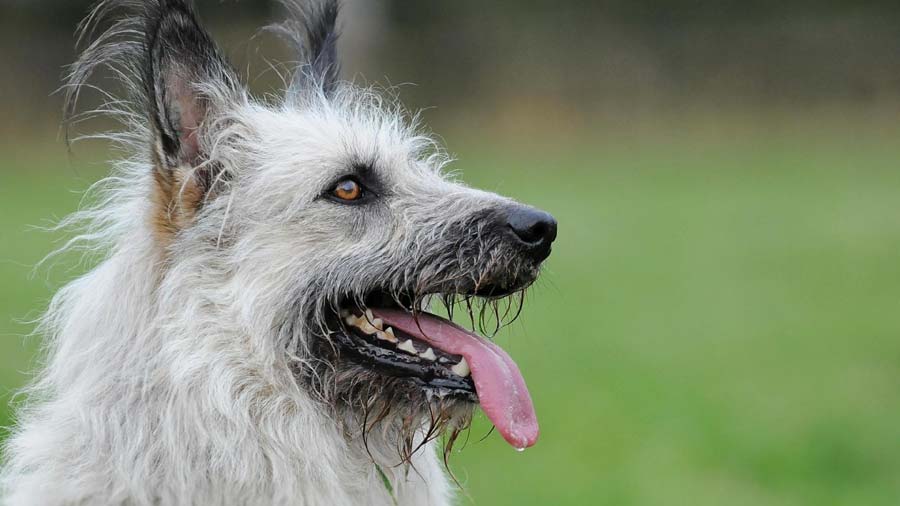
[350,162,373,178]
[346,161,390,193]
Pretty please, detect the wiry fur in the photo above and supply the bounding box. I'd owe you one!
[1,1,545,505]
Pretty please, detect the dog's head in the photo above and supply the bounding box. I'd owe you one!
[71,0,556,453]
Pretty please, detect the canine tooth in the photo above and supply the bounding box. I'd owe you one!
[377,327,398,343]
[376,330,397,344]
[371,318,383,331]
[365,309,375,323]
[344,315,358,327]
[397,340,417,355]
[419,348,437,361]
[450,357,470,378]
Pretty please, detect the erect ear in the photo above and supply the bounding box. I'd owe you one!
[148,1,238,168]
[144,1,241,236]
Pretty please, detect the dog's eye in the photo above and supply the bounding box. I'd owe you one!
[332,179,363,202]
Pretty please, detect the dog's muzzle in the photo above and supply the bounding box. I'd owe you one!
[323,202,558,450]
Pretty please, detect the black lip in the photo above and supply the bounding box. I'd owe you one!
[473,283,520,298]
[330,326,477,401]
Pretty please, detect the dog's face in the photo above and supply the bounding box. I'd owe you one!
[76,0,556,452]
[227,101,555,450]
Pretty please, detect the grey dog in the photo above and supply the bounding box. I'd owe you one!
[1,1,557,504]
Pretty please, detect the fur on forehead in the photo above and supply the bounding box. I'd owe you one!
[239,91,450,184]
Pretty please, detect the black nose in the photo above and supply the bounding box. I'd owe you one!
[505,205,557,261]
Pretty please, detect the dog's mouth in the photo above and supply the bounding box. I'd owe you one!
[328,290,539,449]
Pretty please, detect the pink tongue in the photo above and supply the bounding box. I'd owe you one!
[371,308,539,449]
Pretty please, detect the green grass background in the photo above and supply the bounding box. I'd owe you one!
[1,116,899,504]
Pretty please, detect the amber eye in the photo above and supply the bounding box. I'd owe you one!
[332,179,362,201]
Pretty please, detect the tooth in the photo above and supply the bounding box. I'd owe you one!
[376,330,398,344]
[397,339,417,355]
[450,357,470,377]
[377,327,398,343]
[419,348,437,361]
[371,318,383,331]
[357,319,378,335]
[365,309,375,323]
[344,315,357,327]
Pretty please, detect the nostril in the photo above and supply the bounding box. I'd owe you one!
[511,221,546,244]
[506,207,558,247]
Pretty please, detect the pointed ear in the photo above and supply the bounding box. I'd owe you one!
[139,2,243,239]
[271,0,341,96]
[65,1,244,242]
[147,2,240,169]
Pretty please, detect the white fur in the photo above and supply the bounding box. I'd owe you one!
[1,3,527,503]
[2,90,465,505]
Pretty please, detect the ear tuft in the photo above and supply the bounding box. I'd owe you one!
[146,1,239,168]
[269,0,341,96]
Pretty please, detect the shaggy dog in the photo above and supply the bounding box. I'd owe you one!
[1,1,557,504]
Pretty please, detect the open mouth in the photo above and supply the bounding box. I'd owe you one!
[329,291,539,449]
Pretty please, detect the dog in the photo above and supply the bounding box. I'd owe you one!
[1,1,557,504]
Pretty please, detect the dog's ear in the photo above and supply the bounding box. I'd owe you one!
[270,0,341,96]
[141,1,243,237]
[66,0,244,241]
[146,1,239,170]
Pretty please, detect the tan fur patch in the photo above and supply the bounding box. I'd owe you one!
[150,158,207,246]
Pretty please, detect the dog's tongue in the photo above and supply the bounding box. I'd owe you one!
[371,308,539,449]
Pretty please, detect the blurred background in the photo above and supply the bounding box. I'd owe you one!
[2,1,900,504]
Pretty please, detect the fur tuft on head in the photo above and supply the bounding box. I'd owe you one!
[267,0,342,96]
